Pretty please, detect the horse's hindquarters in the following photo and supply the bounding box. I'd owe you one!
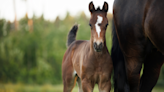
[144,0,164,54]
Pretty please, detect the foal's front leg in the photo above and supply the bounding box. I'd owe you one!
[98,78,111,92]
[81,78,94,92]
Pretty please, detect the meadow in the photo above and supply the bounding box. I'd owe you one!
[0,83,164,92]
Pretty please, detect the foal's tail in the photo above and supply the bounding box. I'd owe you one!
[67,24,78,47]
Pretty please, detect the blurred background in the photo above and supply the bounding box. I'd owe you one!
[0,0,163,92]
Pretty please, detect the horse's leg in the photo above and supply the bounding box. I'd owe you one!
[125,56,143,92]
[81,78,94,92]
[111,20,130,92]
[140,1,164,91]
[140,49,164,92]
[62,59,77,92]
[63,71,78,92]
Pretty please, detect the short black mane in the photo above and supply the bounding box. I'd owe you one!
[96,7,102,11]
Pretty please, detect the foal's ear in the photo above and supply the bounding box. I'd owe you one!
[89,1,95,13]
[102,2,108,12]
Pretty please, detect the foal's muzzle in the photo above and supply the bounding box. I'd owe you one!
[93,42,103,52]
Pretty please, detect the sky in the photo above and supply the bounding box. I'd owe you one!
[0,0,114,22]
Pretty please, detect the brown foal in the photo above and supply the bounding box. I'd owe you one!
[62,2,113,92]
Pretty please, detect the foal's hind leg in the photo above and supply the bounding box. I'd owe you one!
[140,50,164,92]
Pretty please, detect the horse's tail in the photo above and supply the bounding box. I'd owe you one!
[67,24,78,47]
[111,19,130,92]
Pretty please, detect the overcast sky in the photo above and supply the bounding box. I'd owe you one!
[0,0,114,22]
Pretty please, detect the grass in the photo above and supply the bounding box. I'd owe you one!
[0,83,113,92]
[0,83,163,92]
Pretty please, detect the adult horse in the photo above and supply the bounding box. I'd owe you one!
[112,0,164,92]
[62,2,113,92]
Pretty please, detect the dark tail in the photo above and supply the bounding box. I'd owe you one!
[67,24,78,47]
[111,19,130,92]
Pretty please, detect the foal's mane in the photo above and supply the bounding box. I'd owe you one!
[96,7,101,11]
[95,7,103,12]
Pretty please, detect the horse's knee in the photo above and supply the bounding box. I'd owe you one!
[125,57,143,92]
[126,58,142,75]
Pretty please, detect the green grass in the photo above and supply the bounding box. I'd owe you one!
[0,83,163,92]
[0,83,113,92]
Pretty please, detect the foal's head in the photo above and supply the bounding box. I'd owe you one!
[89,2,108,52]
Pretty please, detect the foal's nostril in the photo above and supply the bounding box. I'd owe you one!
[94,42,97,49]
[99,42,103,49]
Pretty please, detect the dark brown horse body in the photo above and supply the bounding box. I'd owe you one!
[112,0,164,92]
[62,2,113,92]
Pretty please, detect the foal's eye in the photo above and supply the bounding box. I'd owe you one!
[89,23,93,29]
[106,23,108,28]
[89,23,92,27]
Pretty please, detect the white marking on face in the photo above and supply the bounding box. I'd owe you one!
[95,15,103,38]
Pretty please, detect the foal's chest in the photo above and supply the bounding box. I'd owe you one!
[83,60,111,83]
[72,50,112,83]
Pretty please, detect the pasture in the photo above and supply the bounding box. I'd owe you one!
[0,84,164,92]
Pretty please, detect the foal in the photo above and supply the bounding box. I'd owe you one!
[62,2,113,92]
